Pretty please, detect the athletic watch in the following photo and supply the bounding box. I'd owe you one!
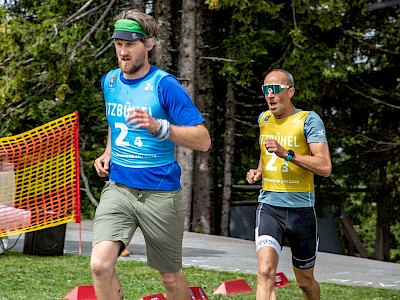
[285,150,294,162]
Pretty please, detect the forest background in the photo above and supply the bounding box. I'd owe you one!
[0,0,399,263]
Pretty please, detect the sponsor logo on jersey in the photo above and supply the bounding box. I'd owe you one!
[109,76,116,87]
[292,117,302,124]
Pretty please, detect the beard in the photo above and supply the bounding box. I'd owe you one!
[119,50,146,75]
[119,60,144,75]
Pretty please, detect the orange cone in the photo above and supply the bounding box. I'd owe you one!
[119,248,131,257]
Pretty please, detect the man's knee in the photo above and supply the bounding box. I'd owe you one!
[90,242,121,278]
[257,259,278,285]
[297,276,311,289]
[91,256,113,278]
[257,250,279,281]
[295,271,318,292]
[160,270,184,290]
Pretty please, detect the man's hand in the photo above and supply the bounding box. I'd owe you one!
[94,152,110,177]
[264,138,286,158]
[126,108,160,134]
[246,169,262,184]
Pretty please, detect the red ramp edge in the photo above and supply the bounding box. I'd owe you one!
[189,286,209,299]
[140,293,166,300]
[62,285,96,300]
[212,278,253,295]
[275,272,290,288]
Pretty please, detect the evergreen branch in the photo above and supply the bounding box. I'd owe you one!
[93,40,114,59]
[0,100,29,123]
[331,127,400,153]
[234,117,259,127]
[79,155,99,207]
[62,2,108,29]
[69,0,117,62]
[0,53,19,68]
[292,0,297,29]
[343,29,400,56]
[58,0,96,29]
[359,79,400,102]
[199,56,238,62]
[345,84,400,110]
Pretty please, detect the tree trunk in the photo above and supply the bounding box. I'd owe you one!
[339,205,368,258]
[375,164,391,261]
[129,0,145,12]
[375,207,391,261]
[176,0,196,231]
[191,0,214,234]
[220,78,236,236]
[153,0,174,73]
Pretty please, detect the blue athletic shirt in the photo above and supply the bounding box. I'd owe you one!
[101,65,205,190]
[257,109,328,207]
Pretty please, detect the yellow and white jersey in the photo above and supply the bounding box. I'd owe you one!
[259,110,314,192]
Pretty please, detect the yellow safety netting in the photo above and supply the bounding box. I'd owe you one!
[0,112,80,238]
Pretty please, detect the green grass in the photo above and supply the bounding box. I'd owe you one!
[0,251,399,299]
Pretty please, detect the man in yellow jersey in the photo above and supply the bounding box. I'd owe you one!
[246,69,332,300]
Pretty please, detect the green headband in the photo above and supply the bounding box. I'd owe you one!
[114,19,150,37]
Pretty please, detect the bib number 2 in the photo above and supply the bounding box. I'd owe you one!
[265,151,289,173]
[115,122,143,147]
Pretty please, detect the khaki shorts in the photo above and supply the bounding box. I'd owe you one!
[93,180,185,273]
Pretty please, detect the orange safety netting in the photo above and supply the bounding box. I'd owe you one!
[0,112,80,238]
